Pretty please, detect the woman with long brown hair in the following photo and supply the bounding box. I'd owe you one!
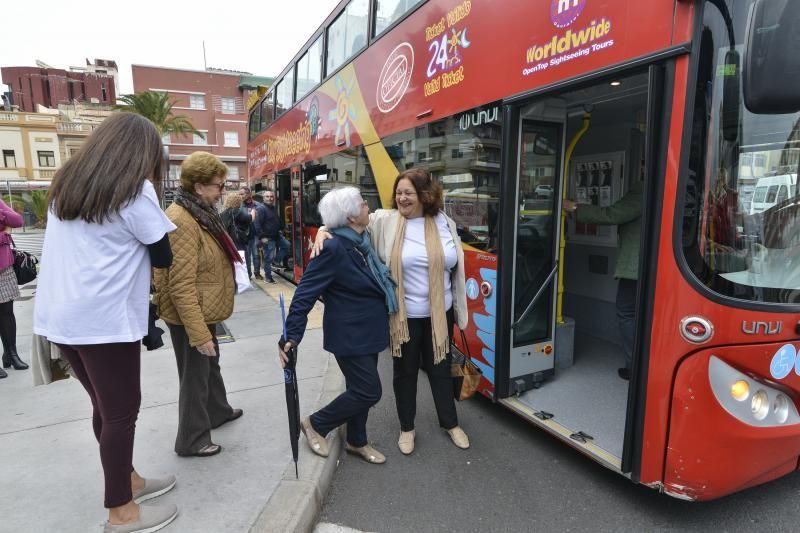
[34,112,179,533]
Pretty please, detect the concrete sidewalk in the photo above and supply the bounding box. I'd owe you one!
[0,276,343,533]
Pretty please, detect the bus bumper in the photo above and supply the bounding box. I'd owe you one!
[663,344,800,501]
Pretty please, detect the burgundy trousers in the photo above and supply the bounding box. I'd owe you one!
[57,341,141,508]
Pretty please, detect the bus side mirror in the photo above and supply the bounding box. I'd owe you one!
[743,0,800,114]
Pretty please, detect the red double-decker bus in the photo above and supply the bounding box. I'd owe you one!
[248,0,800,500]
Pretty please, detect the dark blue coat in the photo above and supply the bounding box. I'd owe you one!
[284,235,389,357]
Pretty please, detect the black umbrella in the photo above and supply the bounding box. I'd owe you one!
[280,293,301,479]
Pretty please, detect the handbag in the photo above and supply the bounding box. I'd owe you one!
[234,251,253,294]
[451,327,482,401]
[10,237,38,285]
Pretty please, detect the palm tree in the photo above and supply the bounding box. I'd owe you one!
[114,91,205,140]
[26,190,48,227]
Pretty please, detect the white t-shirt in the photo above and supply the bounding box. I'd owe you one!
[402,213,458,318]
[34,180,176,345]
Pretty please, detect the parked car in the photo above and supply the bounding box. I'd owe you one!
[535,184,553,199]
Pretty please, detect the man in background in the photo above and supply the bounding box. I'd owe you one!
[260,190,290,283]
[239,187,267,280]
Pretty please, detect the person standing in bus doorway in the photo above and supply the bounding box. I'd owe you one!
[563,178,643,381]
[313,168,471,454]
[280,187,394,465]
[260,190,290,283]
[239,186,266,280]
[34,113,179,532]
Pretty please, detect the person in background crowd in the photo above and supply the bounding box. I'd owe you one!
[154,151,243,459]
[260,190,290,283]
[33,112,178,533]
[0,197,26,379]
[221,194,252,264]
[563,177,643,381]
[280,186,394,465]
[314,168,471,455]
[239,187,266,280]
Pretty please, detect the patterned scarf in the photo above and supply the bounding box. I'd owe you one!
[388,215,448,364]
[174,188,242,265]
[331,226,398,314]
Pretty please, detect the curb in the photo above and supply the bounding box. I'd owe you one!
[249,357,345,533]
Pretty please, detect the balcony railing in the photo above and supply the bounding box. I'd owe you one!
[57,122,96,134]
[33,169,57,180]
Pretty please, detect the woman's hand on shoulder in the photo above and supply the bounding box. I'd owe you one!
[310,229,333,258]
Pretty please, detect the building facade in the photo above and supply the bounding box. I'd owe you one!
[0,110,61,188]
[0,66,116,113]
[69,58,120,96]
[132,65,270,193]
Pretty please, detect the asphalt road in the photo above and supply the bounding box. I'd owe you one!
[319,354,800,533]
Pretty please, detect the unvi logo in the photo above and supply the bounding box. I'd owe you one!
[551,0,587,29]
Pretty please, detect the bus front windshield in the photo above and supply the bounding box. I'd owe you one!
[681,0,800,305]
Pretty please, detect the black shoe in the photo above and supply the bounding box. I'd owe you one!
[0,367,7,378]
[254,274,264,280]
[266,278,277,284]
[617,367,630,381]
[2,349,29,370]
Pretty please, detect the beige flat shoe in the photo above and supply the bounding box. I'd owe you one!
[398,430,416,455]
[345,443,386,464]
[301,417,329,457]
[447,426,470,449]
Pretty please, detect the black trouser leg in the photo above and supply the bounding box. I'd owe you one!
[311,354,381,447]
[0,300,16,354]
[394,309,458,431]
[616,279,638,370]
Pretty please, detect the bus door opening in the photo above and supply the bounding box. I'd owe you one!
[504,70,651,463]
[274,170,294,281]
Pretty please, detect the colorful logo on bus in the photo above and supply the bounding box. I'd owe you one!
[328,74,357,147]
[377,42,414,113]
[550,0,587,28]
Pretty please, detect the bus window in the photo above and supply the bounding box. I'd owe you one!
[248,105,261,141]
[373,0,423,37]
[260,92,273,132]
[326,0,369,76]
[680,0,800,304]
[297,36,322,100]
[381,102,503,252]
[275,76,293,118]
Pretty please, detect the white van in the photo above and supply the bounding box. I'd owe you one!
[749,174,797,215]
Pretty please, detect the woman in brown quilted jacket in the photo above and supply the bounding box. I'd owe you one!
[153,151,243,458]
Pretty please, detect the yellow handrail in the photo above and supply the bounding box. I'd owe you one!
[557,113,591,324]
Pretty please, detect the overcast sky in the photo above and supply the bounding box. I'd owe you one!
[0,0,341,95]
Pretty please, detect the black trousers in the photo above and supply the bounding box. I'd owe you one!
[393,309,457,432]
[57,341,141,508]
[311,353,381,447]
[168,323,235,455]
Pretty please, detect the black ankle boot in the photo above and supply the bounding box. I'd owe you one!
[0,367,7,378]
[2,348,28,370]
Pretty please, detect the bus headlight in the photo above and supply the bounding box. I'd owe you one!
[709,356,800,427]
[750,390,769,420]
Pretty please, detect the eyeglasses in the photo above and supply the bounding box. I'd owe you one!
[206,182,225,191]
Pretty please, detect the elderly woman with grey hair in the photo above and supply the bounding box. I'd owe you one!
[278,186,397,464]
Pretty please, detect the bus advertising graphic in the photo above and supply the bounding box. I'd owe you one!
[551,0,588,29]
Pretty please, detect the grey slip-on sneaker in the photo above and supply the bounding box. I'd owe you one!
[103,503,178,533]
[133,475,177,504]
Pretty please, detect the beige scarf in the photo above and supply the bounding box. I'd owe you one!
[388,215,449,364]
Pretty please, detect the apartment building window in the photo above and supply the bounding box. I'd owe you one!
[223,131,239,147]
[193,131,207,145]
[227,166,239,181]
[38,151,56,167]
[221,97,236,114]
[101,83,108,101]
[2,150,15,168]
[189,94,205,110]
